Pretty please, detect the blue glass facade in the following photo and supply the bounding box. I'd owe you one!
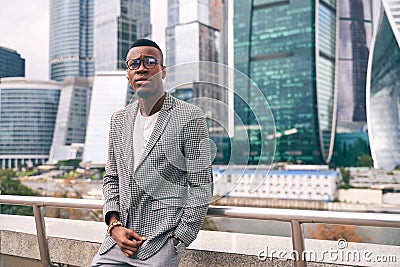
[367,2,400,170]
[0,47,25,78]
[234,0,338,164]
[0,79,61,169]
[95,0,151,71]
[49,0,94,81]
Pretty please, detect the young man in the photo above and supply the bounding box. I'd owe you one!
[91,39,213,266]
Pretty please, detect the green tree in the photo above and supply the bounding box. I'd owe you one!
[357,154,373,167]
[339,167,351,185]
[0,169,38,215]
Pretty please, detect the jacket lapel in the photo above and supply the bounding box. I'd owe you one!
[135,93,174,171]
[122,101,139,176]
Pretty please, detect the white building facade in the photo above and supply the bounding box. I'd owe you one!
[82,71,133,167]
[213,166,340,201]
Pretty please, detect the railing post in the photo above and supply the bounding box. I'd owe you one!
[291,219,306,267]
[33,205,56,267]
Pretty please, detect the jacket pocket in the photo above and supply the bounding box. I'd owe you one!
[151,197,184,211]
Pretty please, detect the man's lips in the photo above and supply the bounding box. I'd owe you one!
[135,78,150,85]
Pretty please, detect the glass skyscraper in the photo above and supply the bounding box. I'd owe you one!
[234,0,338,165]
[0,47,25,78]
[331,0,373,167]
[165,0,222,67]
[0,78,61,169]
[165,0,229,163]
[49,77,92,163]
[49,0,94,82]
[367,0,400,170]
[337,0,372,126]
[95,0,151,71]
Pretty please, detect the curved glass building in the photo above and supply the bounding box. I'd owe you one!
[0,78,61,169]
[49,0,94,81]
[234,0,338,164]
[366,0,400,170]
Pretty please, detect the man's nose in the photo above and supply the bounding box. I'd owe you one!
[136,60,147,72]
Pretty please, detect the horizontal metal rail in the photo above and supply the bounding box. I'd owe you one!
[207,205,400,228]
[1,195,400,267]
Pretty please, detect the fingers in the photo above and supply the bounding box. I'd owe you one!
[119,239,141,257]
[127,229,147,241]
[122,248,135,258]
[120,237,144,257]
[113,228,147,257]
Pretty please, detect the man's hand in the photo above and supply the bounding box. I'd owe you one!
[111,226,147,257]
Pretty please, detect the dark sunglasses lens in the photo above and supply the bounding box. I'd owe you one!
[127,59,140,69]
[144,57,156,68]
[127,58,157,69]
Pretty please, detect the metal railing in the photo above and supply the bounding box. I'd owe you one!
[1,194,400,267]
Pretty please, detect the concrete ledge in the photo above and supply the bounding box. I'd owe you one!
[0,254,42,267]
[0,214,104,266]
[0,215,398,266]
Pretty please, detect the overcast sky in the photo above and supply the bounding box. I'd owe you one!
[0,0,50,80]
[0,0,166,81]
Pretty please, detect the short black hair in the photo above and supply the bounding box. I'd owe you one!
[130,39,162,53]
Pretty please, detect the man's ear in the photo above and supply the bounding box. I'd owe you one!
[162,66,166,79]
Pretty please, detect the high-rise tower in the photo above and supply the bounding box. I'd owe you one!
[165,0,222,67]
[331,0,373,167]
[49,76,93,163]
[95,0,151,71]
[367,0,400,170]
[0,47,25,78]
[165,0,228,163]
[234,0,338,165]
[337,0,372,126]
[49,0,94,82]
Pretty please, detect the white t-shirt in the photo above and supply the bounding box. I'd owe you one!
[133,110,159,171]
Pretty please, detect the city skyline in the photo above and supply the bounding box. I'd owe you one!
[0,0,166,80]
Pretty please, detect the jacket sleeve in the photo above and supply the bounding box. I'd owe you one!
[102,113,120,224]
[174,108,213,246]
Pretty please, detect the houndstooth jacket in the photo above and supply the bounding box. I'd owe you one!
[98,92,213,260]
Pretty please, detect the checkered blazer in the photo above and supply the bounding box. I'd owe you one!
[98,93,213,260]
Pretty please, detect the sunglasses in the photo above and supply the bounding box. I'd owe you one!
[125,56,161,70]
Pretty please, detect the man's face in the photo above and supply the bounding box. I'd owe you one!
[126,46,166,98]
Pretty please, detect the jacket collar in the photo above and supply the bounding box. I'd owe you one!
[122,92,175,175]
